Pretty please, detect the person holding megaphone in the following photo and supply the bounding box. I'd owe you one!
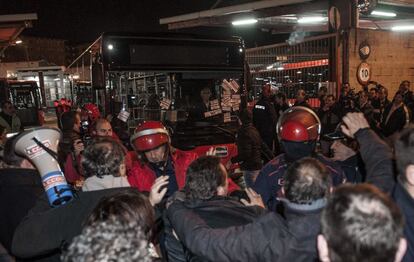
[11,136,166,261]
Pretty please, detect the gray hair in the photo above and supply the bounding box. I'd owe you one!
[62,220,151,262]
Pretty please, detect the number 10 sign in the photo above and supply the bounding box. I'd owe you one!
[357,62,371,85]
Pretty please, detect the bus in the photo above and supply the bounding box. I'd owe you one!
[67,32,246,162]
[0,79,44,127]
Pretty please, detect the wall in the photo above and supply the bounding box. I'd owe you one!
[3,36,66,66]
[0,61,40,78]
[348,28,414,96]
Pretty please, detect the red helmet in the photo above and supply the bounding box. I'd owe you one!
[277,106,321,142]
[130,121,170,152]
[83,103,101,122]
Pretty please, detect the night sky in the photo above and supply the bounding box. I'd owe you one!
[2,0,287,47]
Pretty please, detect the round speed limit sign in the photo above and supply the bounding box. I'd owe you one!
[357,62,371,85]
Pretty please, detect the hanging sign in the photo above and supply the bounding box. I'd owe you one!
[357,62,371,85]
[359,41,371,60]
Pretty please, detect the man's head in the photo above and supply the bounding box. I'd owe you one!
[283,157,331,204]
[262,84,271,99]
[318,86,328,98]
[395,128,414,191]
[60,111,81,134]
[92,118,113,137]
[378,86,388,100]
[87,190,155,239]
[342,83,350,95]
[369,87,378,100]
[3,134,34,169]
[399,80,410,93]
[184,156,228,200]
[130,121,170,165]
[324,95,336,108]
[318,184,406,262]
[277,106,321,161]
[296,89,306,103]
[81,137,126,178]
[1,101,15,116]
[200,87,211,104]
[62,220,151,262]
[359,91,369,105]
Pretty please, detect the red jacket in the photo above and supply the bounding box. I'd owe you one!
[127,149,239,193]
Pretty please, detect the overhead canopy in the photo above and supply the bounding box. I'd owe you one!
[0,13,38,56]
[160,0,414,33]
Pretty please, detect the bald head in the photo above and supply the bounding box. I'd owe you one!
[93,118,113,137]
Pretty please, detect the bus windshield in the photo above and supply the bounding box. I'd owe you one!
[8,82,39,109]
[68,33,245,149]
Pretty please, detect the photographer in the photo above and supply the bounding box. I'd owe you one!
[338,83,356,117]
[63,117,118,186]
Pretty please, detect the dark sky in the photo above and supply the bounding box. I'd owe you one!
[3,0,287,47]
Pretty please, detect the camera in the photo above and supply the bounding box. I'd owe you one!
[80,120,89,134]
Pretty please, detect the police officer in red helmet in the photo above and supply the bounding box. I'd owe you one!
[252,106,346,211]
[128,121,198,197]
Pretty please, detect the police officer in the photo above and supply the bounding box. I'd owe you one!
[253,106,346,211]
[253,84,277,151]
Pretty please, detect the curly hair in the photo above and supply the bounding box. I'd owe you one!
[81,137,126,178]
[86,190,155,240]
[62,219,151,262]
[184,156,226,201]
[284,157,331,204]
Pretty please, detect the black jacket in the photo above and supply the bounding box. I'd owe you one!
[317,105,341,135]
[167,197,325,261]
[381,103,409,137]
[232,124,262,171]
[165,196,266,262]
[0,168,46,252]
[253,97,277,147]
[11,187,137,261]
[355,128,414,262]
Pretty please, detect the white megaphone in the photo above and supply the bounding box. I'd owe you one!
[14,127,73,207]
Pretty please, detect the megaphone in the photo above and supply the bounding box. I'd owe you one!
[14,127,73,207]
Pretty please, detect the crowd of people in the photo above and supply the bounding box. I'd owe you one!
[0,79,413,262]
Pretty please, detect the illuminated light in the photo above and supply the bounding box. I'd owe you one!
[298,16,327,24]
[392,25,414,31]
[266,65,274,70]
[15,40,23,44]
[107,44,114,50]
[297,71,302,74]
[232,19,258,26]
[239,48,243,52]
[277,67,284,71]
[371,10,396,17]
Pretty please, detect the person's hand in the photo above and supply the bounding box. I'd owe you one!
[149,175,169,206]
[74,178,85,190]
[206,147,216,156]
[330,140,356,161]
[341,113,370,138]
[240,188,265,209]
[73,139,84,156]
